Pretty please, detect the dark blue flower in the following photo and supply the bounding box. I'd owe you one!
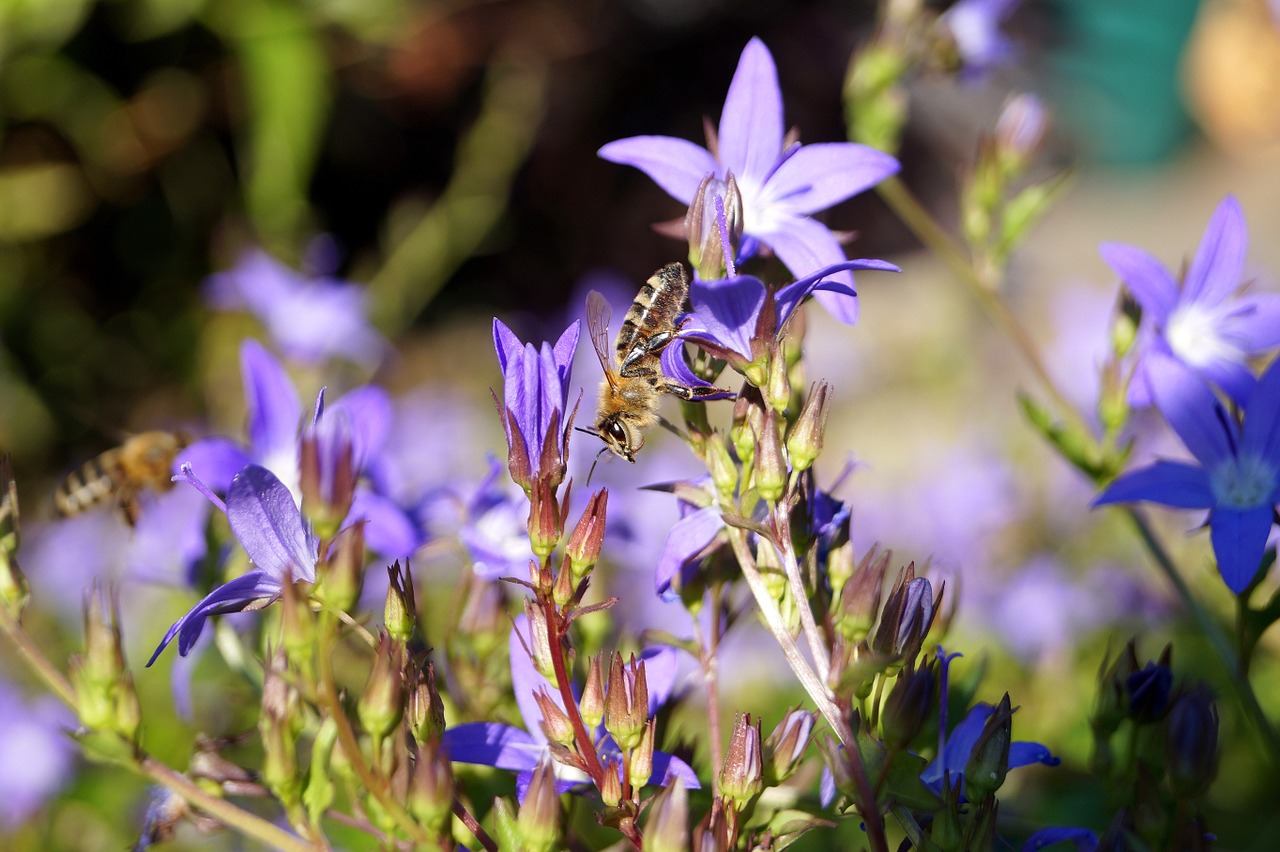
[918,701,1060,794]
[1094,353,1280,593]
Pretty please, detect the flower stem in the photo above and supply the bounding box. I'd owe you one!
[771,503,832,682]
[875,175,1091,437]
[1126,509,1280,769]
[0,617,75,708]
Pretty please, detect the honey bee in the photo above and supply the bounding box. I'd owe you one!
[55,431,189,526]
[586,262,728,463]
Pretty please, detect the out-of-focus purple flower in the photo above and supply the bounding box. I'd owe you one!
[1094,353,1280,593]
[940,0,1021,77]
[493,320,579,489]
[181,339,420,560]
[660,260,899,383]
[653,478,726,601]
[598,38,899,324]
[148,464,319,664]
[0,679,75,827]
[456,457,536,581]
[918,701,1059,794]
[442,616,698,798]
[1022,826,1099,852]
[205,249,386,367]
[1100,195,1280,407]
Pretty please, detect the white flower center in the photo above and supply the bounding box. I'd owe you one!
[1210,454,1277,509]
[1165,304,1244,369]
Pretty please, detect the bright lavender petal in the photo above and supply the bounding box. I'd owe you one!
[1098,242,1178,322]
[0,682,75,827]
[685,275,768,362]
[775,258,901,329]
[1231,295,1280,351]
[941,0,1020,75]
[226,465,319,583]
[764,143,900,216]
[656,505,723,599]
[493,319,524,374]
[179,437,253,493]
[240,339,302,479]
[1148,355,1234,468]
[1092,461,1215,510]
[638,646,679,713]
[348,488,422,560]
[597,136,719,204]
[650,751,701,790]
[1243,358,1280,461]
[764,215,860,324]
[328,386,392,471]
[1183,195,1246,305]
[718,37,784,183]
[442,722,544,772]
[147,570,284,665]
[1210,506,1274,593]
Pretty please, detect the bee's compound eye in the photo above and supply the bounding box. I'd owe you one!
[607,422,627,442]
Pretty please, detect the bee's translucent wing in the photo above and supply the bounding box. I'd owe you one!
[586,290,619,389]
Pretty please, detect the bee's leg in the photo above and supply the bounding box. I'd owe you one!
[659,382,733,401]
[618,364,659,379]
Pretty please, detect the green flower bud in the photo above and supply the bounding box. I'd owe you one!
[642,778,689,852]
[964,694,1014,801]
[383,561,417,646]
[357,632,405,742]
[518,758,562,852]
[785,382,830,473]
[719,713,763,810]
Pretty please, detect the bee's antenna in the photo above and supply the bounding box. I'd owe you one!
[575,426,600,438]
[585,446,609,487]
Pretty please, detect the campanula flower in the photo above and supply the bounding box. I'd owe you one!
[1100,195,1280,407]
[918,701,1059,794]
[599,38,899,324]
[493,320,579,489]
[205,249,386,367]
[940,0,1021,77]
[0,678,75,827]
[441,616,698,798]
[1094,353,1280,593]
[658,259,900,385]
[180,339,420,559]
[148,464,319,664]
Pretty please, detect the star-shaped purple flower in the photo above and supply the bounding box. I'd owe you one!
[1100,195,1280,407]
[148,464,319,664]
[1094,353,1280,594]
[598,37,900,325]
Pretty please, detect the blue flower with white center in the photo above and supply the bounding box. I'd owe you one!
[1094,352,1280,593]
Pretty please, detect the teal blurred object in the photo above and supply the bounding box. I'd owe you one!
[1045,0,1203,165]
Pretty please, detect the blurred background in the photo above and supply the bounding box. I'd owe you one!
[3,0,1280,847]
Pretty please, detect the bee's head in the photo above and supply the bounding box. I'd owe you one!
[589,415,642,463]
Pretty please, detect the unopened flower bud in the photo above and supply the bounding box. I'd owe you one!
[528,477,563,560]
[0,459,27,621]
[599,757,623,807]
[1165,686,1219,799]
[280,580,314,666]
[459,577,506,658]
[994,93,1049,175]
[300,416,355,540]
[755,409,788,504]
[409,739,455,837]
[730,391,758,467]
[358,632,405,742]
[1095,640,1140,735]
[786,382,830,472]
[870,564,936,667]
[881,660,937,751]
[533,688,576,747]
[260,652,302,806]
[383,561,417,645]
[765,708,814,783]
[82,586,127,690]
[552,561,576,609]
[964,695,1014,801]
[407,661,447,745]
[303,718,338,824]
[643,777,689,852]
[817,735,854,803]
[523,599,558,682]
[518,757,562,852]
[630,719,656,789]
[705,433,740,504]
[719,713,763,809]
[687,173,744,280]
[604,653,649,751]
[1127,649,1173,724]
[315,522,365,613]
[566,489,608,580]
[580,654,605,729]
[765,350,790,414]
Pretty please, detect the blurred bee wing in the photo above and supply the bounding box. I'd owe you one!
[586,290,620,389]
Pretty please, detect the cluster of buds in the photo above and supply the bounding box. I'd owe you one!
[1090,641,1220,849]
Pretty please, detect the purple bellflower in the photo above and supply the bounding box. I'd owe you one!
[493,320,579,489]
[1094,353,1280,594]
[456,457,536,581]
[205,249,386,367]
[442,615,699,798]
[598,37,900,324]
[1100,195,1280,407]
[659,259,900,388]
[148,464,319,664]
[917,701,1060,794]
[1021,826,1099,852]
[940,0,1021,77]
[180,339,419,560]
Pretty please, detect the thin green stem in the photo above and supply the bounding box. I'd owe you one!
[770,503,832,681]
[1126,509,1280,768]
[138,757,319,852]
[0,618,75,708]
[875,175,1091,437]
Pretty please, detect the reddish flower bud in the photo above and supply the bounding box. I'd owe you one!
[527,477,563,561]
[407,661,447,746]
[533,688,576,747]
[719,713,763,809]
[580,654,605,729]
[754,408,788,504]
[764,708,814,783]
[604,653,649,751]
[630,719,656,788]
[566,488,608,580]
